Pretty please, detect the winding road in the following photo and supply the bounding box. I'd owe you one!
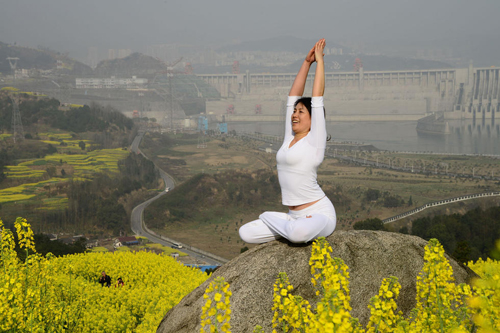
[129,131,228,266]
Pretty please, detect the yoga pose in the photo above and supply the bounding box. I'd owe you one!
[239,39,336,244]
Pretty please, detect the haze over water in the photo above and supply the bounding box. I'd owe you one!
[230,119,500,155]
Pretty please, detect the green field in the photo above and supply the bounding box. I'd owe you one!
[1,130,130,210]
[4,165,46,179]
[0,179,60,204]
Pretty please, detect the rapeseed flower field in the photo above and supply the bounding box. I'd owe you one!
[1,147,129,209]
[202,238,500,333]
[0,218,208,332]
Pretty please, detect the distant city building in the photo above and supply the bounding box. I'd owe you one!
[326,47,343,55]
[75,76,148,89]
[87,47,99,68]
[147,44,179,63]
[118,49,132,59]
[108,49,116,60]
[14,69,30,78]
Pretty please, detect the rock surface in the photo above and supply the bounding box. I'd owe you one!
[157,231,476,333]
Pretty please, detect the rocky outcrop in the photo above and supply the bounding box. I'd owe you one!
[157,231,476,333]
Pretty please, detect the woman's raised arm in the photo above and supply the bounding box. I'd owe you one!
[312,39,325,97]
[289,45,316,96]
[309,39,327,149]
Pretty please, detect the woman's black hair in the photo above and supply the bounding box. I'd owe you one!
[294,97,312,115]
[294,97,331,141]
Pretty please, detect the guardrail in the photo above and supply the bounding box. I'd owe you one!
[383,192,500,224]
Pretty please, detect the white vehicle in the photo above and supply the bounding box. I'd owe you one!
[165,187,170,192]
[171,243,183,249]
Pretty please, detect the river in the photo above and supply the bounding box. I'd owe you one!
[229,118,500,155]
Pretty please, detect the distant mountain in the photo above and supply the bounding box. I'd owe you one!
[216,36,348,53]
[0,42,92,75]
[365,34,500,68]
[193,54,452,75]
[192,36,452,74]
[355,55,452,71]
[93,53,167,78]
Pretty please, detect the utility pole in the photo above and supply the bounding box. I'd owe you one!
[168,71,173,130]
[138,92,144,118]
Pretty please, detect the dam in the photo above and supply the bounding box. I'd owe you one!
[197,64,500,123]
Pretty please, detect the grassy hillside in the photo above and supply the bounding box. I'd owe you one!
[93,52,165,77]
[0,90,134,134]
[0,41,92,75]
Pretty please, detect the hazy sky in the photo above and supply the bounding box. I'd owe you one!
[1,0,499,60]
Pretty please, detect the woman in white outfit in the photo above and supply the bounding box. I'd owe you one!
[239,39,336,244]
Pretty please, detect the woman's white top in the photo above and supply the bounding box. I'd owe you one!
[276,96,326,206]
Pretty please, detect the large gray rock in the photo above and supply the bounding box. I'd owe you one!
[157,231,476,333]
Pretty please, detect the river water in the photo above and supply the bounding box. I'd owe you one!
[229,118,500,155]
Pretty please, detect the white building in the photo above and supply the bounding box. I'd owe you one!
[75,76,148,89]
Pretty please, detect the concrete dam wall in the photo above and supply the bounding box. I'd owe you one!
[199,66,500,122]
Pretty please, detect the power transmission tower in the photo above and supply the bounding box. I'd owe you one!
[10,96,24,143]
[153,57,183,131]
[7,57,19,83]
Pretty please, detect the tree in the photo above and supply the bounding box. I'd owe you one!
[408,195,413,206]
[46,166,56,177]
[46,144,57,155]
[384,196,401,208]
[365,189,380,201]
[353,218,386,231]
[78,141,86,150]
[453,241,471,263]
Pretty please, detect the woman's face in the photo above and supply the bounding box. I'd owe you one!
[291,102,311,135]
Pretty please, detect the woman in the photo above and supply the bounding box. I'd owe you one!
[239,39,336,244]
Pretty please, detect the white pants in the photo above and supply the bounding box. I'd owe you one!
[239,196,336,244]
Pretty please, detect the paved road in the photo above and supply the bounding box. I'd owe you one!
[129,131,227,266]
